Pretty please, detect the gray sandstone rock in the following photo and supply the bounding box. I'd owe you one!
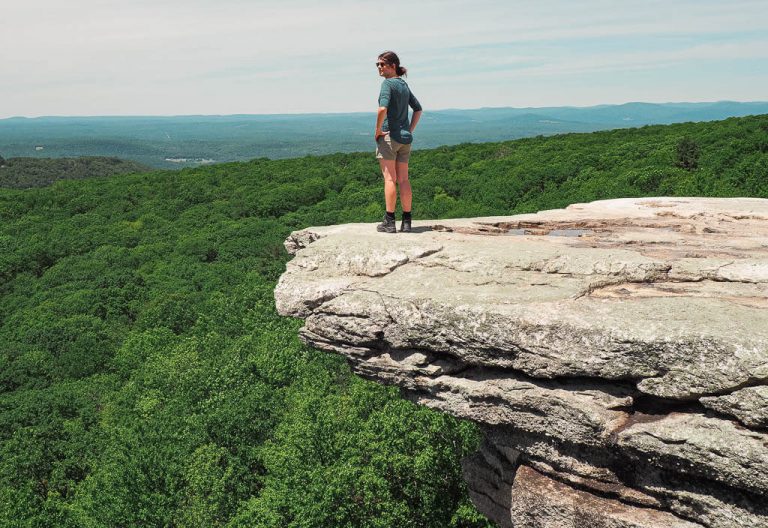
[461,440,518,528]
[483,426,768,528]
[275,197,768,528]
[509,466,704,528]
[616,412,768,495]
[700,386,768,429]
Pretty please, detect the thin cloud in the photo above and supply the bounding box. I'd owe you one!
[507,39,768,78]
[1,0,767,116]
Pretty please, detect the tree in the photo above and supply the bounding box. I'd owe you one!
[676,137,700,170]
[0,154,6,167]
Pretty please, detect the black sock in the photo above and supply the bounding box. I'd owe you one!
[386,211,395,221]
[402,211,412,221]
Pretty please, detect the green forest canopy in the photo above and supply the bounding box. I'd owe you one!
[0,156,151,189]
[0,114,766,527]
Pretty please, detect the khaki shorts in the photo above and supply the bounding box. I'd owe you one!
[376,133,412,162]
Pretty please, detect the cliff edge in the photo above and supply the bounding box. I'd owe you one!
[275,197,768,528]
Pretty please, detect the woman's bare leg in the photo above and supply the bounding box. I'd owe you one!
[396,161,411,212]
[379,159,398,212]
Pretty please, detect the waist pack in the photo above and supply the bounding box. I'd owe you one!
[390,128,413,145]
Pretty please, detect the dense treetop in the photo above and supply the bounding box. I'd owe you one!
[0,156,150,189]
[0,114,766,527]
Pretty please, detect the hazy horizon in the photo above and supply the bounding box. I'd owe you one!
[3,99,768,121]
[4,100,766,169]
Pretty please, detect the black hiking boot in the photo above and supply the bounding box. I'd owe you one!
[400,218,412,233]
[376,214,396,233]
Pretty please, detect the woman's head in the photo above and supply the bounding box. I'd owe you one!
[377,51,407,77]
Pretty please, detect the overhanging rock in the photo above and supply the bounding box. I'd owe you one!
[275,197,768,528]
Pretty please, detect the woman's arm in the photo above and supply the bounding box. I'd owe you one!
[408,90,422,133]
[375,80,392,140]
[410,110,422,133]
[375,106,387,140]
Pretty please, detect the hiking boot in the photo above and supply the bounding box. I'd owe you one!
[376,214,396,233]
[400,218,412,233]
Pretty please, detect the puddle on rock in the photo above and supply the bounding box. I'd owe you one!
[504,228,593,237]
[548,229,593,237]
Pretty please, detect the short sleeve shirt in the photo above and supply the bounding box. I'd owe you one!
[379,78,421,144]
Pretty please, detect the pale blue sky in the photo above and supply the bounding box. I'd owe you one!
[2,0,767,117]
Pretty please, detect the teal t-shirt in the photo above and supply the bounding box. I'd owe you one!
[378,78,421,144]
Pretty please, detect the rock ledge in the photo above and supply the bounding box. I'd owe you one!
[275,198,768,528]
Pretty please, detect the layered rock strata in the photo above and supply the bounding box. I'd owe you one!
[274,198,768,528]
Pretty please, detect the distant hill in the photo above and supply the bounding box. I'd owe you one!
[0,156,151,189]
[1,101,767,169]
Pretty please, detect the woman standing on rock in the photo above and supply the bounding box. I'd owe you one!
[374,51,422,233]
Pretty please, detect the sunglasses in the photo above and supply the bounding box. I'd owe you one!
[375,62,389,68]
